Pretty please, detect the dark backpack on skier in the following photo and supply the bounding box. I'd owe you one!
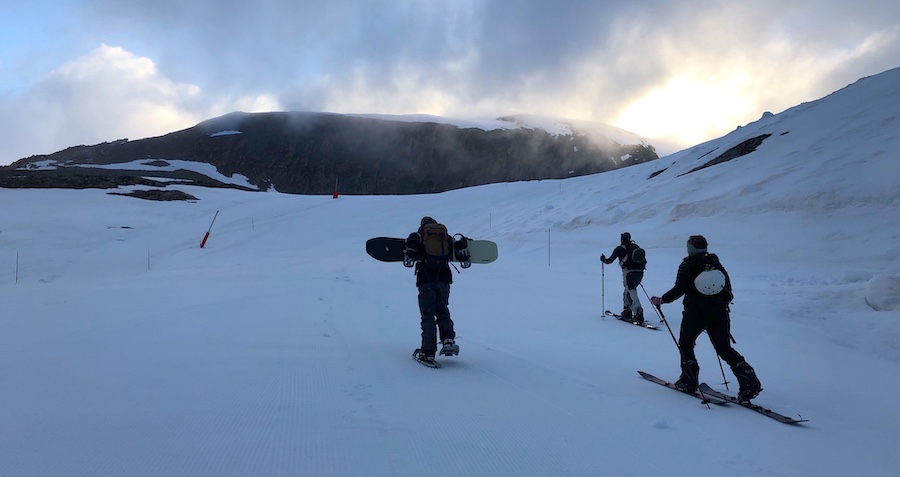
[421,222,453,267]
[623,242,647,270]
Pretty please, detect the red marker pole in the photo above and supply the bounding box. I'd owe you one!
[200,210,219,248]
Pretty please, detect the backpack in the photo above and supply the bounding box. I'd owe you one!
[693,254,733,303]
[631,246,646,265]
[421,222,453,266]
[623,242,647,269]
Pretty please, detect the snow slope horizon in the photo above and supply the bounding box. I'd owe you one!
[1,68,899,476]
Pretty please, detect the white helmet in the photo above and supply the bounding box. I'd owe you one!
[694,269,726,295]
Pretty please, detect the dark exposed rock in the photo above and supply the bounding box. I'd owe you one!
[680,134,773,176]
[109,189,198,201]
[0,167,256,192]
[648,168,667,179]
[4,111,659,195]
[0,170,166,190]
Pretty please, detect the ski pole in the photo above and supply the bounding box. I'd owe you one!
[651,301,679,351]
[653,299,713,408]
[640,283,663,324]
[601,261,605,319]
[716,354,731,390]
[702,327,731,389]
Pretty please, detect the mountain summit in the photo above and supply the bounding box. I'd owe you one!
[3,112,658,195]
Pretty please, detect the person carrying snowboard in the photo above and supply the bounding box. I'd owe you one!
[404,216,470,364]
[650,235,763,402]
[601,232,646,324]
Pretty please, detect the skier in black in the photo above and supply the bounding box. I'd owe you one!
[404,216,469,364]
[601,232,646,324]
[650,235,762,402]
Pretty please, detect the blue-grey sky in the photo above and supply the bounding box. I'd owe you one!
[1,0,898,165]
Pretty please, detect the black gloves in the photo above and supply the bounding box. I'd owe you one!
[457,248,471,268]
[403,248,415,268]
[403,233,419,268]
[454,235,471,268]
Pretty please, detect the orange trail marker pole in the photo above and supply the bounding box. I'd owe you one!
[200,210,219,248]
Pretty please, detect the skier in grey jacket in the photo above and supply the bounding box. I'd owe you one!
[601,232,646,324]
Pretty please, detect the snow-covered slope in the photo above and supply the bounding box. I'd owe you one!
[0,68,898,476]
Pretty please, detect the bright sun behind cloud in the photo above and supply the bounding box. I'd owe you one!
[615,75,755,147]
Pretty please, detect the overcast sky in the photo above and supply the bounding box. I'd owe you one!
[1,0,898,165]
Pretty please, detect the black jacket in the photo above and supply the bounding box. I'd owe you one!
[660,252,733,307]
[602,242,646,270]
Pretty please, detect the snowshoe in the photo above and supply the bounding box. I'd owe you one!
[439,338,459,356]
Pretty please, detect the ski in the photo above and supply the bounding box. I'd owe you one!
[638,371,727,405]
[412,349,441,368]
[605,310,659,330]
[698,383,807,424]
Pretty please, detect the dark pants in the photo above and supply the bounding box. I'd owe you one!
[418,282,455,356]
[678,301,744,367]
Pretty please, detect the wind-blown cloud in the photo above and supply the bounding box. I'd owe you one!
[0,45,278,162]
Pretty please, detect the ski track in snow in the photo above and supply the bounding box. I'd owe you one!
[1,180,897,476]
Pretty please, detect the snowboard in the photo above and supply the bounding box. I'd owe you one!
[366,237,498,264]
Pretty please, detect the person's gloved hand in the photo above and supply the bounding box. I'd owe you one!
[403,249,416,268]
[457,248,471,269]
[600,254,607,261]
[650,296,662,307]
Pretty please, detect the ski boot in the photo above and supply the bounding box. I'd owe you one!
[632,311,645,325]
[674,359,700,393]
[733,361,762,401]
